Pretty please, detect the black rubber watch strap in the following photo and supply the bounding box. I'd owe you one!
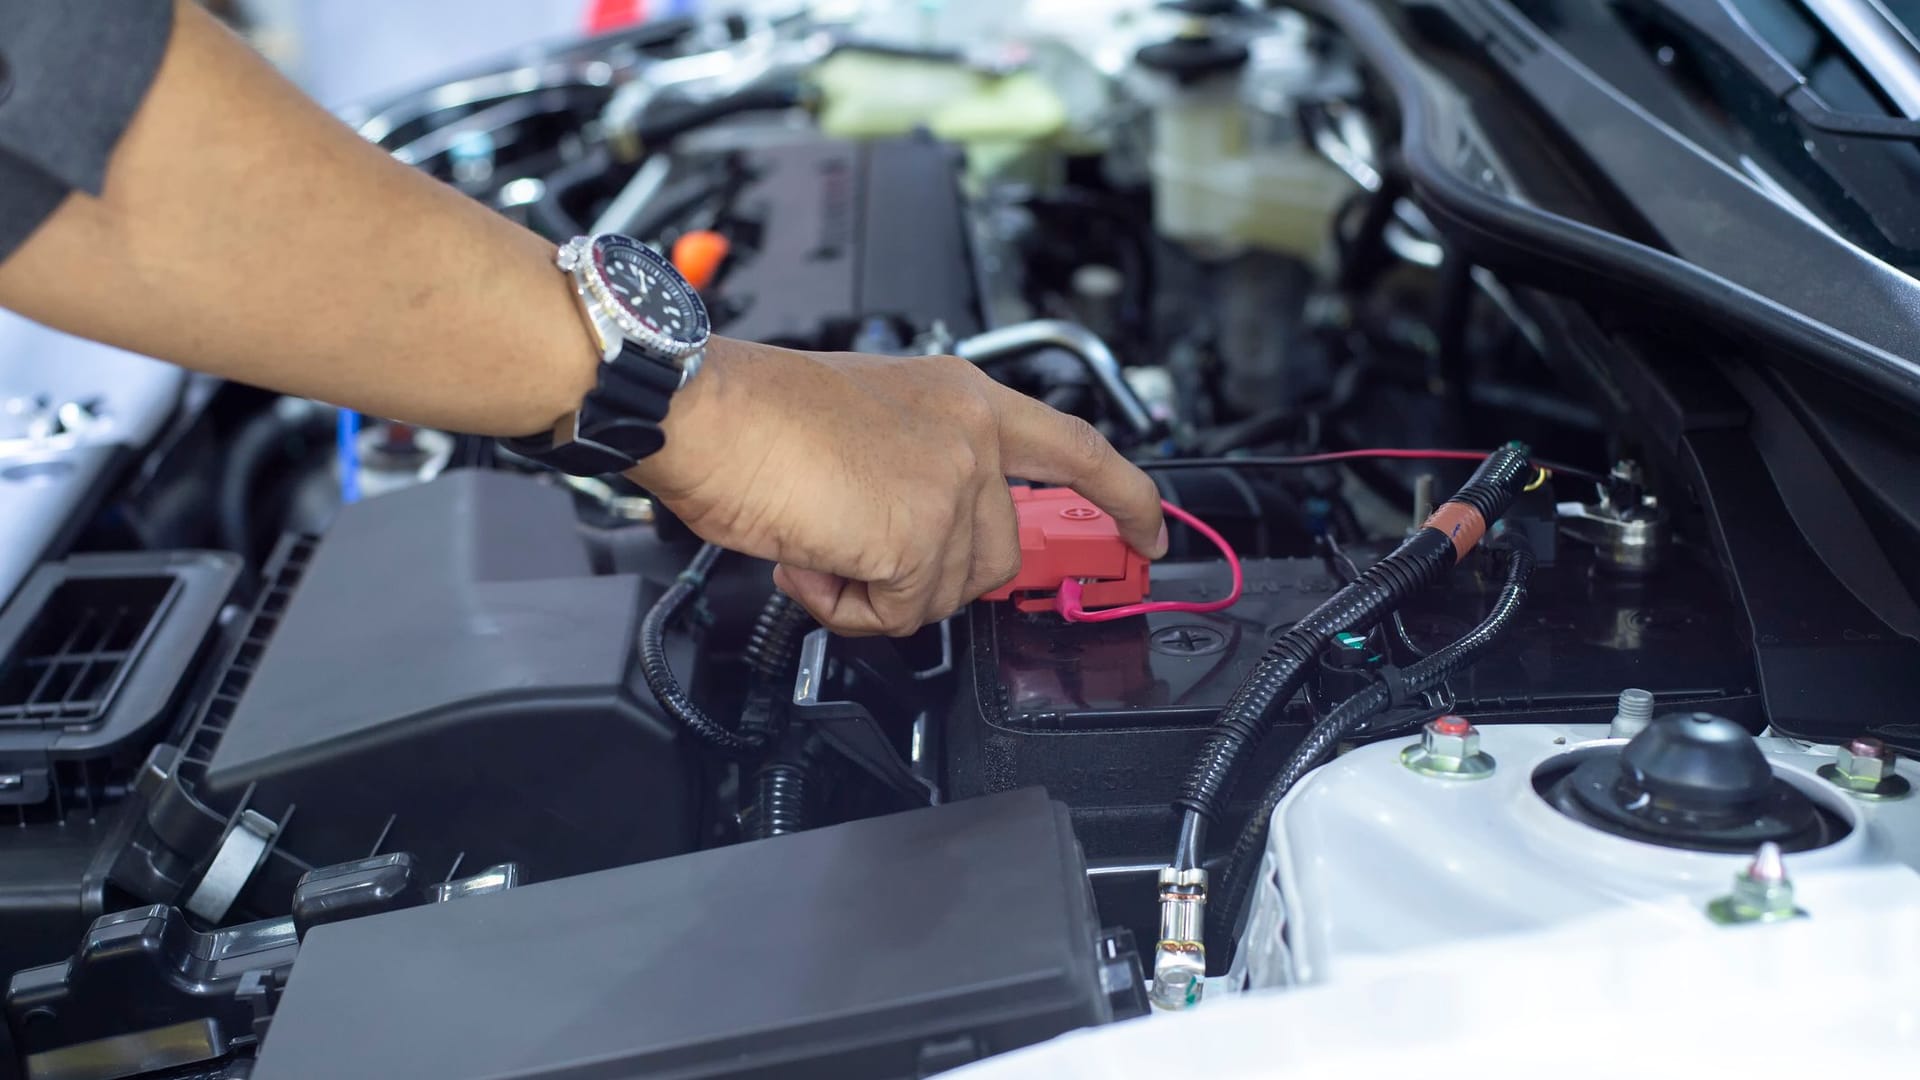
[500,338,685,476]
[498,429,635,476]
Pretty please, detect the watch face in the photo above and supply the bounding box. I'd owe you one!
[587,235,710,352]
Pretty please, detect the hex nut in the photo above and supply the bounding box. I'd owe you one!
[1834,744,1893,785]
[1422,723,1479,761]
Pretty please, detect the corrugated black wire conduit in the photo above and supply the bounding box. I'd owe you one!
[1170,443,1535,871]
[741,590,819,839]
[747,761,812,840]
[1212,544,1536,946]
[743,591,815,682]
[639,543,771,757]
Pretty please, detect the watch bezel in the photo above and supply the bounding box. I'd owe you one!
[560,234,711,361]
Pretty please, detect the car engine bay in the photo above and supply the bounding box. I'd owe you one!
[5,1,1920,1076]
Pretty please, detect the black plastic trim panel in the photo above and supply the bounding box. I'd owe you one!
[1298,0,1920,409]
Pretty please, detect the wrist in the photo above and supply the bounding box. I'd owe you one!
[625,335,747,498]
[520,242,604,437]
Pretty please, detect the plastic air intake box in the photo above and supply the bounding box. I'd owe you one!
[111,471,699,923]
[254,788,1117,1080]
[0,551,238,812]
[0,550,238,983]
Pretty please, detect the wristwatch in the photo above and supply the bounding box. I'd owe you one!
[502,233,712,476]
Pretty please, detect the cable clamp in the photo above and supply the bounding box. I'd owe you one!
[1372,662,1417,711]
[1159,866,1208,889]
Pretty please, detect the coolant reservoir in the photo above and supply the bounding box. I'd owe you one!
[1138,17,1353,258]
[814,51,1067,181]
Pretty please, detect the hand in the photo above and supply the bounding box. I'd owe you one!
[629,337,1167,636]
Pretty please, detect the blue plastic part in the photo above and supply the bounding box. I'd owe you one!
[337,408,361,505]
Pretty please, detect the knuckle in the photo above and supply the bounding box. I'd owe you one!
[950,386,997,438]
[949,442,982,480]
[987,552,1021,591]
[935,352,981,380]
[1133,470,1162,508]
[1064,415,1110,470]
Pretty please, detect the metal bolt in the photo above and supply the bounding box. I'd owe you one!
[1837,738,1893,783]
[1818,735,1911,800]
[1708,842,1802,924]
[1609,688,1655,739]
[1402,716,1496,780]
[1423,716,1479,759]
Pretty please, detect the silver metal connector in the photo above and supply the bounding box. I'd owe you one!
[1609,688,1656,740]
[1150,867,1208,1010]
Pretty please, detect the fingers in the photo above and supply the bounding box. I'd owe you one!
[774,565,887,637]
[927,487,980,621]
[775,481,1015,637]
[964,481,1022,598]
[990,386,1167,558]
[774,562,945,638]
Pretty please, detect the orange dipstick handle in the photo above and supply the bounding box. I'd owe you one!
[671,230,730,292]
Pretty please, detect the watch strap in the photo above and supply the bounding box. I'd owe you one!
[501,337,686,475]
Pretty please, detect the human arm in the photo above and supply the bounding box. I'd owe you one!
[0,0,1165,634]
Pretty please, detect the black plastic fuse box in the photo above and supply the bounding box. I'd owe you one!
[254,788,1114,1079]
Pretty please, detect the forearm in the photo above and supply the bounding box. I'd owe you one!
[0,0,593,436]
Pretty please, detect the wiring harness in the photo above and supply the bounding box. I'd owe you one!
[639,543,773,758]
[1149,442,1535,1010]
[1210,543,1537,950]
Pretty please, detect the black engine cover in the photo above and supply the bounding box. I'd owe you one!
[710,135,982,348]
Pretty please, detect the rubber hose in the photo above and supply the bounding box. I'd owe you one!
[1171,444,1532,867]
[625,178,729,244]
[639,543,770,757]
[528,148,616,241]
[218,405,318,566]
[747,761,812,840]
[629,82,804,153]
[1213,546,1535,942]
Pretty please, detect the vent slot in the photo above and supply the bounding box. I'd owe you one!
[0,577,179,728]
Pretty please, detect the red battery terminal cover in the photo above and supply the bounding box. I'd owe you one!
[981,486,1150,613]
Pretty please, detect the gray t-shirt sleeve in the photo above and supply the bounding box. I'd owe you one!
[0,0,176,262]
